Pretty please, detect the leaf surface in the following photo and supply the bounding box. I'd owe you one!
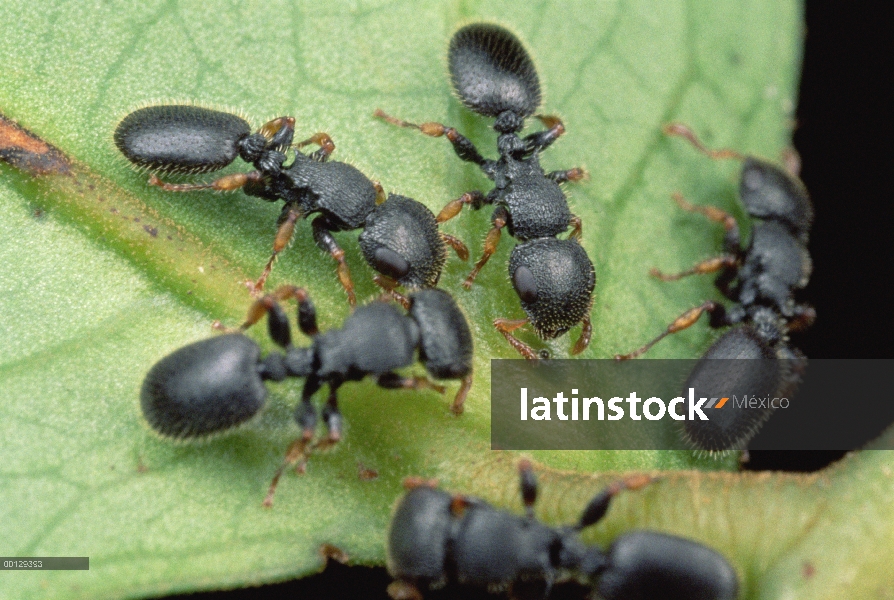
[3,2,888,599]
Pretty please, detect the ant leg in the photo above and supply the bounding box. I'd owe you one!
[522,115,567,153]
[781,146,802,178]
[387,580,424,600]
[213,298,290,336]
[463,206,508,289]
[388,289,412,310]
[321,383,343,443]
[493,317,538,360]
[450,374,473,415]
[294,288,320,337]
[148,170,263,193]
[258,116,296,146]
[312,217,357,307]
[240,285,314,332]
[372,180,387,204]
[712,267,740,301]
[663,123,744,161]
[788,304,817,332]
[614,301,719,360]
[567,214,583,241]
[294,376,323,440]
[518,459,538,518]
[372,273,398,290]
[239,294,293,347]
[401,476,439,490]
[571,313,592,355]
[437,190,486,224]
[251,117,296,170]
[377,372,446,395]
[382,286,413,310]
[243,286,321,337]
[374,109,490,167]
[546,167,587,184]
[649,193,740,282]
[514,463,552,600]
[650,255,738,281]
[371,275,412,309]
[263,376,323,507]
[576,474,655,529]
[262,438,309,507]
[252,203,303,294]
[440,232,469,260]
[244,286,319,337]
[672,192,741,252]
[295,132,336,162]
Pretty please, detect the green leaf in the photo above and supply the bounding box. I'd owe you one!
[2,1,889,599]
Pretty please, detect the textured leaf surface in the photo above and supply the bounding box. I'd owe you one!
[2,1,889,599]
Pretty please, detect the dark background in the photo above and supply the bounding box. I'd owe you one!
[791,4,889,361]
[162,4,890,598]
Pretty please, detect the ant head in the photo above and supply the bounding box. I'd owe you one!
[508,239,595,340]
[448,23,541,125]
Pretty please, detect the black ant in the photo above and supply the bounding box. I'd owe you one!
[376,24,594,359]
[140,286,473,505]
[387,460,738,600]
[616,124,814,452]
[115,105,467,303]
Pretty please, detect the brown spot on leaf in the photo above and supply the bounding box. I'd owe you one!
[802,561,816,579]
[143,225,158,237]
[0,114,70,175]
[357,462,379,481]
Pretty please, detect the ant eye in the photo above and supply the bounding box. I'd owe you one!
[373,247,411,279]
[512,265,539,303]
